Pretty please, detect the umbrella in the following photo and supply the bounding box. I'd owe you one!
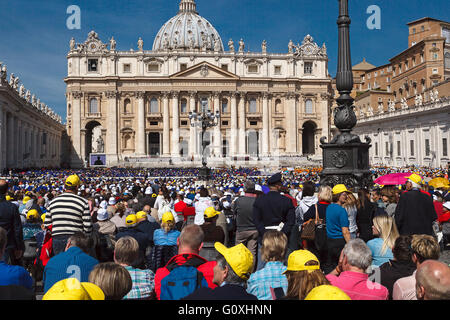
[428,177,450,189]
[373,172,415,186]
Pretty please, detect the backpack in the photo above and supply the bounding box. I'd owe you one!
[160,257,209,300]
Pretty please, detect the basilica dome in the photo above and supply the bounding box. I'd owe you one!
[152,0,224,52]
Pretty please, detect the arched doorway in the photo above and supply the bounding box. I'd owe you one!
[148,132,161,156]
[247,131,259,156]
[85,121,103,160]
[302,121,317,155]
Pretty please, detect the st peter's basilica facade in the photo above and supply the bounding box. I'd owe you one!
[65,0,333,167]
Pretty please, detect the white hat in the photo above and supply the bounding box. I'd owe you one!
[184,198,193,206]
[97,208,108,221]
[145,187,153,195]
[255,184,262,192]
[108,197,116,205]
[223,201,231,209]
[444,201,450,211]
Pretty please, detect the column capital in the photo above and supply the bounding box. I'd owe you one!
[236,91,247,99]
[136,91,146,99]
[161,91,171,99]
[104,90,119,99]
[170,91,180,99]
[71,91,83,99]
[188,91,197,99]
[262,92,271,100]
[212,91,221,99]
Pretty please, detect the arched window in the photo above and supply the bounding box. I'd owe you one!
[305,99,313,114]
[124,99,131,114]
[180,99,187,114]
[275,99,282,113]
[222,99,228,113]
[150,98,158,113]
[445,52,450,69]
[89,98,98,114]
[249,98,257,113]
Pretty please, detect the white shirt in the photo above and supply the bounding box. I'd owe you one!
[194,197,213,225]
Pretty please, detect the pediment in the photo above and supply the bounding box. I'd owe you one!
[170,62,239,80]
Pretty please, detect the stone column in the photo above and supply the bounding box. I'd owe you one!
[262,92,269,156]
[171,91,180,158]
[162,92,170,156]
[230,92,238,157]
[213,92,222,157]
[286,93,297,154]
[36,128,42,167]
[7,114,15,168]
[320,93,330,146]
[71,91,83,166]
[136,91,146,155]
[0,107,4,171]
[189,91,197,157]
[238,92,246,156]
[105,90,119,165]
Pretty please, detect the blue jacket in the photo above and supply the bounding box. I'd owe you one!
[0,195,24,251]
[0,261,33,289]
[153,229,180,246]
[43,246,99,293]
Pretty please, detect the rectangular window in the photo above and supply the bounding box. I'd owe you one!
[410,140,414,156]
[123,64,131,73]
[248,65,258,73]
[375,142,378,156]
[443,138,448,157]
[222,121,229,126]
[148,64,159,72]
[425,139,430,157]
[304,62,313,74]
[221,64,228,71]
[274,66,281,75]
[249,121,258,126]
[180,120,188,126]
[88,59,98,72]
[150,121,158,126]
[180,63,187,71]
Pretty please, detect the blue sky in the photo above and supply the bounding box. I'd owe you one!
[0,0,448,120]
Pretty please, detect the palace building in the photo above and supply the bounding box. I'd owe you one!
[65,0,333,167]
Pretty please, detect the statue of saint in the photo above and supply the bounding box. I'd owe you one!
[214,39,221,52]
[238,39,245,52]
[70,37,75,51]
[262,40,267,54]
[110,37,116,51]
[288,40,294,54]
[96,136,104,153]
[228,39,234,52]
[138,37,144,51]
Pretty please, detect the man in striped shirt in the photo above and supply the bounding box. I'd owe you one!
[44,175,92,256]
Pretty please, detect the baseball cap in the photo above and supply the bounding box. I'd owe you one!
[332,184,350,195]
[136,211,147,220]
[204,207,221,219]
[125,214,137,226]
[283,250,320,273]
[65,175,80,187]
[43,278,104,300]
[22,196,31,204]
[108,197,116,205]
[26,209,39,220]
[145,187,153,195]
[96,208,108,221]
[41,214,46,223]
[304,285,351,300]
[162,211,175,224]
[5,195,12,201]
[214,242,254,280]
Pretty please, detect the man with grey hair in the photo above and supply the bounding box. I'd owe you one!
[326,238,389,300]
[232,180,259,265]
[416,260,450,300]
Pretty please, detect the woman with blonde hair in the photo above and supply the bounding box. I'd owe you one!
[88,262,132,300]
[281,250,330,300]
[153,211,180,246]
[367,214,399,267]
[342,192,358,239]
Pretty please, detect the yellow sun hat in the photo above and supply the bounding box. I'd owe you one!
[283,250,320,273]
[161,211,175,224]
[305,285,351,300]
[26,209,39,220]
[204,206,221,219]
[22,196,31,204]
[136,211,147,220]
[43,278,105,300]
[65,174,81,187]
[332,184,350,195]
[125,214,137,226]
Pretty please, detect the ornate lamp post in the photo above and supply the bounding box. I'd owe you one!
[319,0,372,190]
[189,107,220,181]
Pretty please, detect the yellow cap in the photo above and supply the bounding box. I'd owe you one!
[283,250,320,273]
[136,211,147,220]
[26,209,39,220]
[65,174,80,187]
[408,173,422,185]
[125,214,137,226]
[152,193,157,198]
[332,184,349,195]
[204,207,221,219]
[22,196,31,204]
[214,242,254,280]
[305,285,351,300]
[161,211,174,224]
[43,278,105,300]
[5,195,12,201]
[41,214,46,223]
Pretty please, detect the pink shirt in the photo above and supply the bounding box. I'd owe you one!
[326,271,389,300]
[392,271,417,300]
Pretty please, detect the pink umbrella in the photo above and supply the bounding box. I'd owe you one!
[373,172,416,185]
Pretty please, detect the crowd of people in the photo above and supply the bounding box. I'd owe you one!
[0,165,449,301]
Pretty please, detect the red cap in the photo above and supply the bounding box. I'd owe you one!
[174,201,187,213]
